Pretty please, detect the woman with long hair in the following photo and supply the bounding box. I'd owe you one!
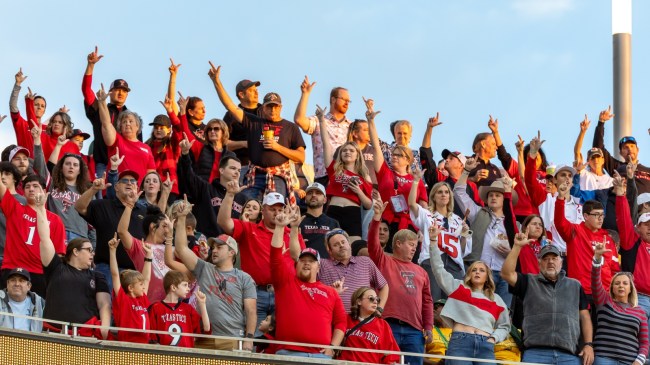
[517,214,550,275]
[367,102,427,257]
[241,198,262,223]
[410,175,472,301]
[429,224,510,364]
[138,171,173,211]
[317,105,372,242]
[338,286,400,364]
[117,192,173,302]
[48,153,92,242]
[592,243,648,365]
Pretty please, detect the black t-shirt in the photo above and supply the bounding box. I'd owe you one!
[299,213,341,259]
[43,255,110,326]
[80,198,146,268]
[241,113,306,167]
[469,156,503,187]
[223,104,262,164]
[511,272,589,310]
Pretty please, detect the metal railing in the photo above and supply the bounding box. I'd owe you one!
[0,311,544,364]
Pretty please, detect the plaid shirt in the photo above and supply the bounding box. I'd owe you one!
[306,113,351,178]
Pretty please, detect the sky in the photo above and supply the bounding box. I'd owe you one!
[1,0,648,167]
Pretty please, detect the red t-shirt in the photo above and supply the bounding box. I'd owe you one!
[232,220,305,286]
[326,162,373,205]
[376,162,427,228]
[0,193,66,273]
[113,286,151,344]
[148,300,208,348]
[270,246,347,353]
[554,199,620,295]
[338,316,401,364]
[108,134,156,184]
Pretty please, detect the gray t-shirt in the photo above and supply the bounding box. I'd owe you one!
[0,194,27,261]
[191,260,257,337]
[48,184,89,238]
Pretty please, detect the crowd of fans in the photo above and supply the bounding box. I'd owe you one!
[0,45,649,365]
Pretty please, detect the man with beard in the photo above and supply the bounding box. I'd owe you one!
[299,182,340,258]
[271,210,346,359]
[75,170,146,290]
[317,227,388,313]
[0,174,66,297]
[293,77,352,187]
[502,236,594,365]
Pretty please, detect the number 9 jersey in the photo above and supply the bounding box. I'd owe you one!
[148,300,210,348]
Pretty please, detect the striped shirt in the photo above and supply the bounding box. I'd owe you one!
[592,265,649,364]
[318,256,387,313]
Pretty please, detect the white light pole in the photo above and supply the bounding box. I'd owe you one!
[612,0,632,158]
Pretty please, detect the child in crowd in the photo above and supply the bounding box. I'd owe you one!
[148,270,210,347]
[254,313,277,354]
[109,233,152,344]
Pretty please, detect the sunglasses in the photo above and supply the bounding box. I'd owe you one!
[206,126,221,132]
[619,136,637,146]
[118,178,138,185]
[364,296,380,303]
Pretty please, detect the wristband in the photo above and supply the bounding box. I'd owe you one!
[376,306,384,313]
[245,333,254,339]
[583,342,593,347]
[144,258,153,262]
[592,256,604,267]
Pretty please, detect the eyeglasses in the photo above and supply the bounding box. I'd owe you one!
[391,153,405,158]
[336,97,351,103]
[118,178,138,185]
[206,126,221,132]
[78,247,95,254]
[587,213,605,219]
[364,296,380,303]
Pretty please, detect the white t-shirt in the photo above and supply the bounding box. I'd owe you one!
[579,169,613,191]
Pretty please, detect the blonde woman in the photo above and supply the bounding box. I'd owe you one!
[428,224,510,364]
[317,106,372,242]
[410,172,471,300]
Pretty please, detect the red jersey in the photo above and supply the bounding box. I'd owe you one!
[338,316,401,364]
[270,247,347,353]
[554,199,620,295]
[113,286,151,344]
[108,134,156,184]
[148,300,208,348]
[232,220,305,286]
[326,162,373,205]
[1,193,66,273]
[376,162,427,229]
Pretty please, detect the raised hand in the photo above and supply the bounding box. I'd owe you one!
[56,134,69,147]
[573,157,588,173]
[96,83,108,102]
[225,180,244,195]
[273,212,292,227]
[626,162,637,179]
[207,61,221,82]
[0,115,6,124]
[15,68,27,85]
[611,171,625,196]
[142,242,153,258]
[59,105,70,114]
[195,287,206,304]
[580,114,591,132]
[593,240,611,261]
[160,96,173,113]
[179,133,195,155]
[26,87,37,100]
[177,91,189,114]
[362,96,381,121]
[411,165,426,182]
[463,156,478,171]
[372,197,388,218]
[427,112,442,129]
[161,172,175,193]
[34,191,48,210]
[91,172,112,191]
[30,119,42,142]
[315,104,327,120]
[557,180,571,199]
[168,58,181,75]
[529,130,545,155]
[513,232,533,247]
[125,190,143,206]
[331,277,348,295]
[598,105,614,123]
[176,195,194,217]
[110,147,125,171]
[87,46,104,65]
[286,204,302,228]
[428,224,441,241]
[300,75,316,93]
[515,135,525,154]
[108,232,120,250]
[500,176,514,193]
[487,115,499,133]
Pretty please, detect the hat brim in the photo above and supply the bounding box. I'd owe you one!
[299,252,319,261]
[118,170,140,182]
[478,186,519,206]
[72,133,91,140]
[263,101,281,106]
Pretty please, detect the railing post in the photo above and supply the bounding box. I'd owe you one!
[72,326,77,338]
[400,354,406,364]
